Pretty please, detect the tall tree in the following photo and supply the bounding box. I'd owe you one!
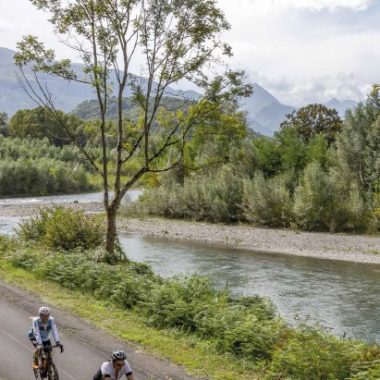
[336,87,380,194]
[15,0,251,259]
[280,103,343,145]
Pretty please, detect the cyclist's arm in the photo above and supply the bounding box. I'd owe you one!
[32,318,43,345]
[50,317,60,343]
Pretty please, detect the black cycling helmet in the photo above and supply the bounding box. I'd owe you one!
[111,350,126,361]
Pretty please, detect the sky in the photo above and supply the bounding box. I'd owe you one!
[0,0,379,106]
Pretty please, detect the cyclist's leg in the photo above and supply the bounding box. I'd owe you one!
[28,331,40,368]
[93,368,102,380]
[33,349,40,368]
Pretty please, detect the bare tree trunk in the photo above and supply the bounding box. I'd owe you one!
[105,205,118,262]
[329,217,336,233]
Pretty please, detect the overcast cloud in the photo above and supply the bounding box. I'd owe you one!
[0,0,379,106]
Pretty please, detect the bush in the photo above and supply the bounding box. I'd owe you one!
[293,163,369,232]
[127,165,245,222]
[0,234,17,254]
[266,327,380,380]
[144,275,281,360]
[242,172,293,227]
[17,207,105,250]
[0,136,96,196]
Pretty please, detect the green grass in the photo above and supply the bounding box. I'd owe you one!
[0,258,259,380]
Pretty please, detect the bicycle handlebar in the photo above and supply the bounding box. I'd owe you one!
[37,344,60,349]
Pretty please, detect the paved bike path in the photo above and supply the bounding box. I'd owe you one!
[0,280,198,380]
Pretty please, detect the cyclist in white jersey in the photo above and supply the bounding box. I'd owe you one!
[93,350,134,380]
[28,306,64,368]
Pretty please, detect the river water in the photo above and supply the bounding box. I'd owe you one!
[1,192,379,343]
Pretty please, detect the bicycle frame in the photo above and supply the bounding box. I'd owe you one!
[33,345,60,380]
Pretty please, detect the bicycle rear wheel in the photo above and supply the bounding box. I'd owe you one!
[48,362,59,380]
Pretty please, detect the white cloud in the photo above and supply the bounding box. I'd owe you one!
[0,0,378,106]
[221,0,374,15]
[248,71,368,106]
[217,0,380,104]
[0,18,13,32]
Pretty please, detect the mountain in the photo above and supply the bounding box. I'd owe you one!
[324,98,357,117]
[0,47,198,116]
[241,83,295,135]
[0,47,359,136]
[241,84,359,136]
[0,47,98,115]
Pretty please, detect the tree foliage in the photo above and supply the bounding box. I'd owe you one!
[0,136,95,195]
[280,103,343,144]
[9,107,85,146]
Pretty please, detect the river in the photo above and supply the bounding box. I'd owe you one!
[1,192,379,343]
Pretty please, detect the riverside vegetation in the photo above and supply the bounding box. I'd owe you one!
[0,207,379,379]
[0,136,97,195]
[2,87,380,235]
[126,88,380,235]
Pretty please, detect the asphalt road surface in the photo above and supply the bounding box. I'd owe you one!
[0,280,198,380]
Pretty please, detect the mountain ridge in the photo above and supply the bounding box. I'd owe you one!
[0,47,358,135]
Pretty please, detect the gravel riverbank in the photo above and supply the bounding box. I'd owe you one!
[119,217,380,265]
[2,202,380,264]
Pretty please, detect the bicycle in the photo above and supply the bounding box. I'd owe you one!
[33,344,60,380]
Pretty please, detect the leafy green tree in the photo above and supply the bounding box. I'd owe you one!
[275,126,307,175]
[305,133,331,170]
[15,0,251,257]
[0,112,8,136]
[366,83,380,114]
[9,107,85,146]
[280,103,343,144]
[293,162,368,232]
[336,97,380,194]
[169,101,247,184]
[250,135,282,177]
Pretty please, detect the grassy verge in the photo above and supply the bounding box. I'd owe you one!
[0,258,258,380]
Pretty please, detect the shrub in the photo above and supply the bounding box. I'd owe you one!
[126,165,245,222]
[242,172,293,227]
[293,163,369,232]
[144,275,281,360]
[266,326,364,380]
[17,207,105,250]
[0,234,17,254]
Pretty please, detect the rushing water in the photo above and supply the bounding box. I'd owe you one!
[1,192,379,343]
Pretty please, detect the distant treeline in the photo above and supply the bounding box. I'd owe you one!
[0,136,96,196]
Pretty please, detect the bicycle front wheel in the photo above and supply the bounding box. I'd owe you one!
[48,362,59,380]
[33,368,43,380]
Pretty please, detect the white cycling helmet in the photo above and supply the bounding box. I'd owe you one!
[111,350,126,361]
[39,306,51,316]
